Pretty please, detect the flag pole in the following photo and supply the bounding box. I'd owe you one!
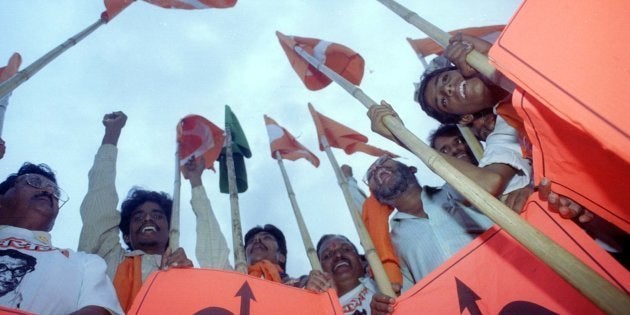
[274,151,322,271]
[376,0,515,93]
[320,136,396,298]
[169,147,181,249]
[290,41,630,314]
[225,127,248,274]
[0,18,106,98]
[457,124,484,161]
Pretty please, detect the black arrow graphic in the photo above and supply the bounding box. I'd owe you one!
[235,281,256,315]
[456,277,482,315]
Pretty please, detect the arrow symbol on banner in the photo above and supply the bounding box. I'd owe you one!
[236,281,256,315]
[456,277,482,315]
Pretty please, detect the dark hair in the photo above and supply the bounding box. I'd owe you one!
[119,188,173,250]
[415,66,462,124]
[316,234,359,259]
[0,162,58,195]
[428,124,479,166]
[0,249,37,270]
[244,224,287,270]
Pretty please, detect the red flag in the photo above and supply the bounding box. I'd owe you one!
[489,1,629,232]
[308,103,396,157]
[0,53,22,84]
[406,25,505,58]
[103,0,236,21]
[276,31,364,91]
[264,115,320,167]
[127,269,343,314]
[177,115,225,171]
[393,195,630,314]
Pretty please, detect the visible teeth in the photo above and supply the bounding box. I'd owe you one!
[142,226,157,233]
[456,153,467,160]
[459,81,466,99]
[333,261,350,271]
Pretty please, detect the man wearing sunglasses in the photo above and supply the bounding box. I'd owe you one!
[0,163,122,314]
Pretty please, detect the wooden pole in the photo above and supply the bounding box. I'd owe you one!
[375,0,516,93]
[457,124,484,162]
[274,151,322,271]
[226,128,248,274]
[292,42,630,314]
[320,136,396,298]
[169,148,181,249]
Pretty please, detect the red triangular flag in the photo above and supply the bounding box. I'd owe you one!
[276,31,364,91]
[103,0,236,21]
[264,115,320,167]
[0,53,22,84]
[176,115,225,171]
[102,0,135,21]
[308,103,396,157]
[406,25,505,59]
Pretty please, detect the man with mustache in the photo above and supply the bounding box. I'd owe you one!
[0,163,122,314]
[78,111,230,312]
[306,235,375,315]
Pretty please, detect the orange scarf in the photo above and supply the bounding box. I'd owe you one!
[113,256,143,312]
[362,195,402,285]
[248,260,283,283]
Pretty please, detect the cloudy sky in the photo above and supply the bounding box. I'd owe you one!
[0,0,521,276]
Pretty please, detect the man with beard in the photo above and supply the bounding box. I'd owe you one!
[306,235,375,315]
[78,111,230,312]
[0,163,122,314]
[244,224,307,286]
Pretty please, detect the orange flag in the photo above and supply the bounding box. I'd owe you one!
[276,31,364,91]
[264,115,320,167]
[0,53,22,84]
[177,115,225,171]
[393,195,630,314]
[103,0,236,21]
[488,1,629,232]
[406,25,505,59]
[127,269,343,314]
[308,103,396,157]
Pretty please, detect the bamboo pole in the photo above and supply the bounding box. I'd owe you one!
[169,148,181,249]
[292,42,630,315]
[225,128,248,274]
[320,136,396,298]
[457,124,484,162]
[376,0,516,93]
[274,151,322,271]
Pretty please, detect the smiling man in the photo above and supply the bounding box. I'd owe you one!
[0,163,122,314]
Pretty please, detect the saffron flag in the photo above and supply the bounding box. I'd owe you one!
[488,0,630,232]
[276,31,364,91]
[176,115,224,171]
[308,103,396,157]
[219,105,251,193]
[406,25,505,59]
[0,53,21,106]
[264,115,320,167]
[393,195,630,314]
[127,269,343,314]
[103,0,236,21]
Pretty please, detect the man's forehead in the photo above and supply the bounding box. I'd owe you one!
[321,236,353,251]
[253,231,276,241]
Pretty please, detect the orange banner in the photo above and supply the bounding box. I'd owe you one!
[489,0,630,232]
[128,269,344,314]
[393,195,629,314]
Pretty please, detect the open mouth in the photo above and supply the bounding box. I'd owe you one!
[332,260,351,273]
[456,153,468,160]
[140,225,158,233]
[459,80,467,99]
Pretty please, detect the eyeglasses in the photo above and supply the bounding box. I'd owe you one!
[362,155,393,185]
[0,263,34,277]
[20,174,69,208]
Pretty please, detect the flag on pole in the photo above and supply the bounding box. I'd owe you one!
[220,105,251,193]
[103,0,237,21]
[176,114,225,171]
[264,115,320,167]
[0,53,22,84]
[276,31,364,91]
[308,103,396,157]
[406,25,505,59]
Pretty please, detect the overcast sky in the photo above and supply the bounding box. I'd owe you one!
[0,0,521,276]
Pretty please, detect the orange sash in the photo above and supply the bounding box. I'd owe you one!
[113,255,143,312]
[248,260,283,283]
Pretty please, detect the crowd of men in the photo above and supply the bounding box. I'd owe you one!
[0,33,626,315]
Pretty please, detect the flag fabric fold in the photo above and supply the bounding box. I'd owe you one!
[176,115,225,171]
[0,53,22,105]
[406,25,505,59]
[264,115,320,167]
[219,105,251,193]
[103,0,237,22]
[276,31,364,91]
[308,103,395,157]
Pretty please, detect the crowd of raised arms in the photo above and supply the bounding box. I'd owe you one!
[0,34,627,315]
